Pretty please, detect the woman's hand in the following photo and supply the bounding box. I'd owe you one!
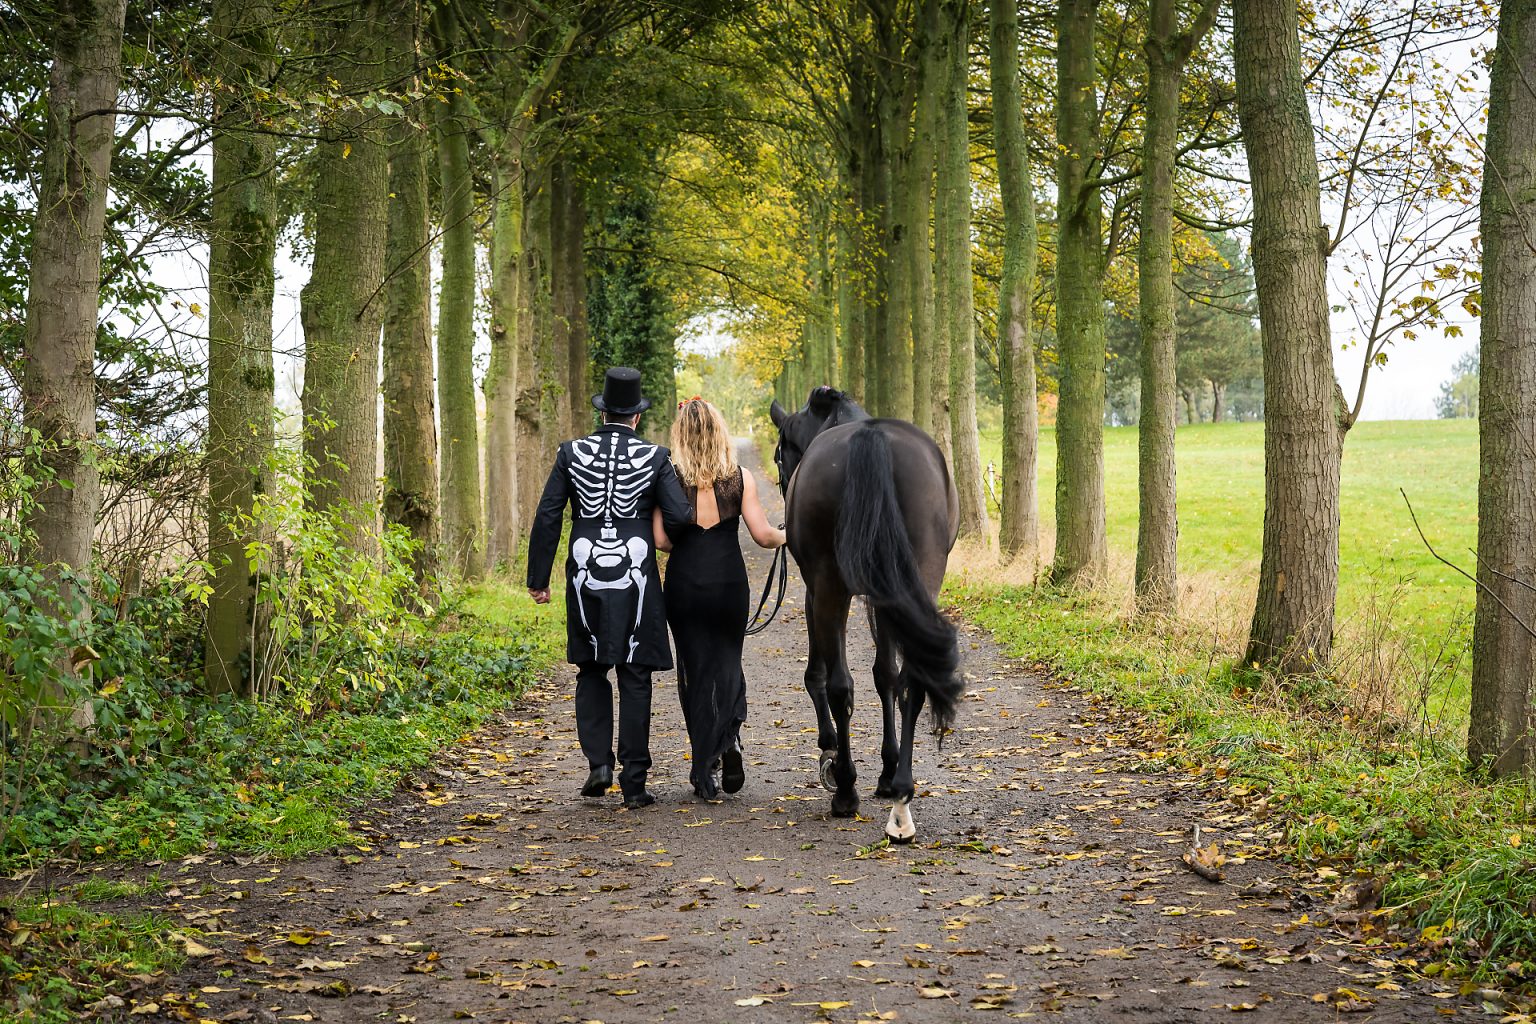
[652,505,673,552]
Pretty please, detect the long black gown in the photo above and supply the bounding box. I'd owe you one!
[665,468,750,800]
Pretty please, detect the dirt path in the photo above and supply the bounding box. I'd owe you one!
[112,445,1467,1024]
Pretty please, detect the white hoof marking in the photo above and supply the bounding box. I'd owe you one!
[885,799,916,843]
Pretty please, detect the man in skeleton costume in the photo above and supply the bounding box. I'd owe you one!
[528,367,694,809]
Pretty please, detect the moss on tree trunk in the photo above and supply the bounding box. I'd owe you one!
[206,0,277,695]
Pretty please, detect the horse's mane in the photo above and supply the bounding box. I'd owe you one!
[805,385,866,425]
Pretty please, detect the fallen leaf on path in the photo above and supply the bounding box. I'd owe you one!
[296,958,354,971]
[1181,840,1226,882]
[287,928,332,945]
[168,931,215,957]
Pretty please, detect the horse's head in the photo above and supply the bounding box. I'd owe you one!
[768,385,869,493]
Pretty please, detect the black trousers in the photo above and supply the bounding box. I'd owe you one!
[574,661,654,796]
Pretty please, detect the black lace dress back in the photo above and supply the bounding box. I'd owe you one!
[664,467,750,799]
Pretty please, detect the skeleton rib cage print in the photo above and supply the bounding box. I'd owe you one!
[569,431,662,525]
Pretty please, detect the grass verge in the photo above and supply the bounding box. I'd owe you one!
[0,580,560,1022]
[947,576,1536,978]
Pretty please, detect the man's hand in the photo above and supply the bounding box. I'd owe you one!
[528,588,551,605]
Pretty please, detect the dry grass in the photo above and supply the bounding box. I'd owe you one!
[944,526,1464,747]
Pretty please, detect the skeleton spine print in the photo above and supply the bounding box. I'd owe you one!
[567,432,663,662]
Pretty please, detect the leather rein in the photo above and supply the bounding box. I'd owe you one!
[745,442,792,637]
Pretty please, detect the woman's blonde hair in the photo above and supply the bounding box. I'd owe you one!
[671,399,738,487]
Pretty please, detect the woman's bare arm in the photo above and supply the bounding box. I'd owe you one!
[741,470,786,549]
[652,505,673,552]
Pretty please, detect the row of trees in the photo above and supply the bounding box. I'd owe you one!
[11,0,1536,779]
[696,1,1524,771]
[740,3,1479,649]
[10,0,735,700]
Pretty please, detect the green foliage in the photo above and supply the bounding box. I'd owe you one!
[588,183,679,427]
[675,350,773,439]
[229,442,423,708]
[946,579,1536,972]
[0,897,182,1024]
[1105,231,1263,425]
[2,444,554,865]
[2,593,542,865]
[1435,350,1479,420]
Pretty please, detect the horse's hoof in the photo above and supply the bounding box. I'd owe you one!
[830,793,860,818]
[818,750,837,792]
[885,800,917,843]
[873,776,896,799]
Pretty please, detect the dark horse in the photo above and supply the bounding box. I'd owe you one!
[769,386,963,842]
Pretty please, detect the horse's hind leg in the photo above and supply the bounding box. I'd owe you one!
[801,588,838,789]
[808,585,858,817]
[885,671,928,843]
[871,610,900,799]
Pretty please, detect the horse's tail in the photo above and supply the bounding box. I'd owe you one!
[834,424,963,730]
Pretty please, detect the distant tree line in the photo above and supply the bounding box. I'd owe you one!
[1436,351,1479,420]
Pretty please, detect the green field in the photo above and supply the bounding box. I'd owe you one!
[978,419,1479,726]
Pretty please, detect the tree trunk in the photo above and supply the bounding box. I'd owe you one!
[484,149,522,573]
[1050,0,1108,586]
[990,0,1040,560]
[1180,386,1196,423]
[909,0,941,440]
[1210,380,1226,422]
[937,0,987,538]
[380,14,440,595]
[1469,0,1536,778]
[435,80,485,577]
[23,0,125,573]
[860,87,891,417]
[884,97,915,422]
[299,3,388,555]
[836,145,867,403]
[1134,0,1182,615]
[206,0,276,696]
[556,161,591,439]
[518,154,558,518]
[1234,0,1341,673]
[809,214,837,390]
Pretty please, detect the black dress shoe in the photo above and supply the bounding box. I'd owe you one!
[622,790,656,809]
[721,745,745,794]
[581,766,613,798]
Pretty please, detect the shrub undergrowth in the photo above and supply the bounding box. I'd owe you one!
[0,438,563,1020]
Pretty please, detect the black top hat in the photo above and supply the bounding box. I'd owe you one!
[592,366,651,416]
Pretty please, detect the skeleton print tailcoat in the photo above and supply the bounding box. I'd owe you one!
[527,423,694,668]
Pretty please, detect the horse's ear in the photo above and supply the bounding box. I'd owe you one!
[770,400,789,429]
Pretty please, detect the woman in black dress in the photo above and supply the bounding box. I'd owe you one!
[653,399,786,801]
